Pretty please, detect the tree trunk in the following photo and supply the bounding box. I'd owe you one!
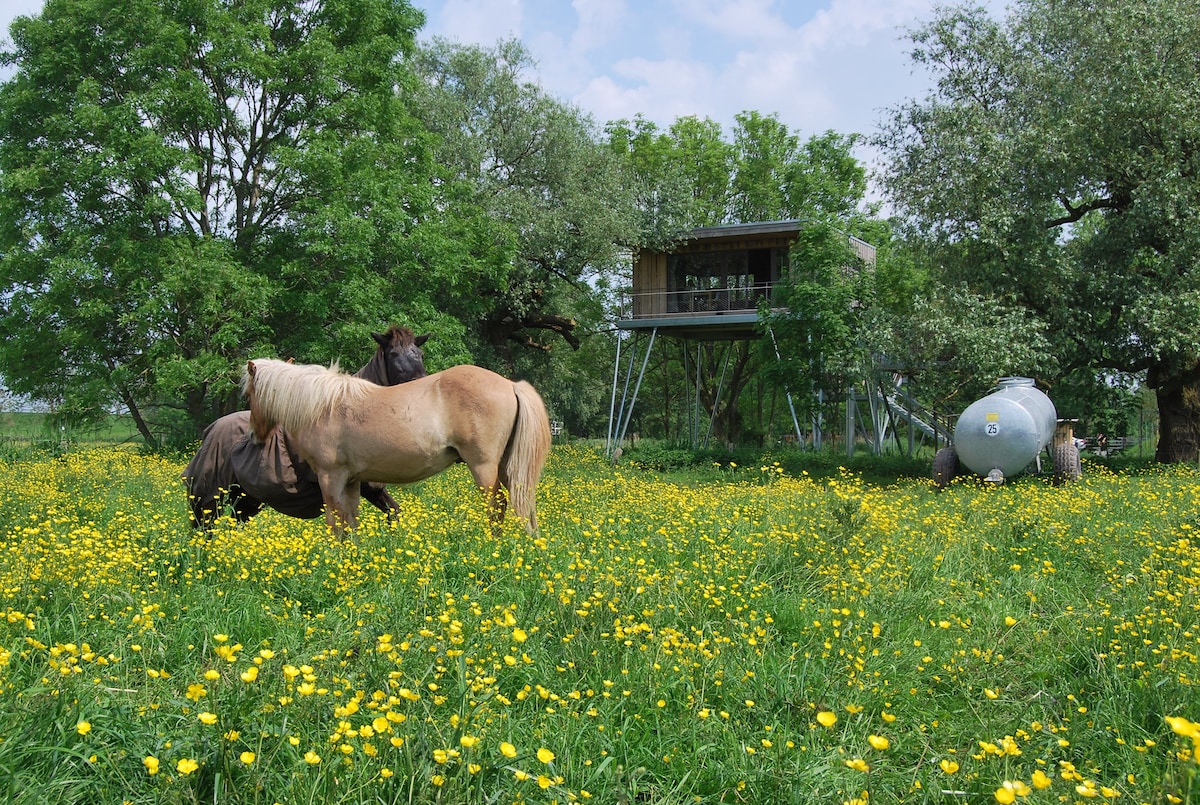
[697,341,752,446]
[1153,364,1200,462]
[117,386,160,451]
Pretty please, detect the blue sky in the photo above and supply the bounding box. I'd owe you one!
[1,0,1007,176]
[418,0,955,144]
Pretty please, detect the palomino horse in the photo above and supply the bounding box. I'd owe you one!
[242,358,551,537]
[183,326,429,528]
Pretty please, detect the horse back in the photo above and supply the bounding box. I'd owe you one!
[315,364,518,482]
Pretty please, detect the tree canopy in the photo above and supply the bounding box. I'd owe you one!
[0,0,527,445]
[0,4,708,445]
[411,39,638,365]
[876,0,1200,460]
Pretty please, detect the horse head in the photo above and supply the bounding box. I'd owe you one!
[372,326,430,386]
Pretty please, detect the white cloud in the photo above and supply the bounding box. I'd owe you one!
[569,0,627,53]
[426,0,524,45]
[671,0,796,45]
[578,56,717,127]
[797,0,932,55]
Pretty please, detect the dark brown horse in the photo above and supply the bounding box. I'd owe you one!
[242,357,551,538]
[183,326,429,528]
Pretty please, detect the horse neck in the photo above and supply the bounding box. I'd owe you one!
[354,350,388,385]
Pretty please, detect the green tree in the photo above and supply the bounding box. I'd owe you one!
[0,0,474,446]
[412,40,637,362]
[762,224,875,422]
[410,38,641,431]
[876,0,1200,461]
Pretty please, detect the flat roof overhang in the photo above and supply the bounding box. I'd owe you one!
[683,219,803,243]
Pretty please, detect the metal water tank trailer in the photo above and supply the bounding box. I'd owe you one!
[953,377,1057,482]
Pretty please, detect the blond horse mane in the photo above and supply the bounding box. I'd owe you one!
[242,358,374,433]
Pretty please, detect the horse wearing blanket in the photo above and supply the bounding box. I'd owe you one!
[242,358,551,537]
[183,326,428,528]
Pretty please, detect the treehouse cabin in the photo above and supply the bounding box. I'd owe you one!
[619,220,797,339]
[609,219,878,453]
[618,219,876,337]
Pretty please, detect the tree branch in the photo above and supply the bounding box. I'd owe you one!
[1046,193,1127,228]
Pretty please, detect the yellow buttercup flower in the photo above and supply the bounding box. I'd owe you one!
[995,781,1031,804]
[1167,715,1200,740]
[817,710,837,727]
[537,747,555,764]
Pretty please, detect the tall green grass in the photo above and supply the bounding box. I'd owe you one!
[0,446,1196,804]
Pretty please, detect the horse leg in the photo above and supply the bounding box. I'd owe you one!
[318,470,360,540]
[466,462,506,535]
[342,483,362,533]
[188,492,218,530]
[361,482,400,524]
[229,484,264,524]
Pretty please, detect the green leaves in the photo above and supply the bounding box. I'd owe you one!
[0,0,430,445]
[764,224,876,410]
[412,38,637,367]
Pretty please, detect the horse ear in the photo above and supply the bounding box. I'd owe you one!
[372,331,388,347]
[286,357,295,364]
[415,333,431,347]
[246,360,257,377]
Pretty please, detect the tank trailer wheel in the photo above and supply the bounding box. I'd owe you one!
[933,447,959,489]
[1052,441,1082,484]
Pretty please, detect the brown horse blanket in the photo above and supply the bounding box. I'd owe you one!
[184,411,329,520]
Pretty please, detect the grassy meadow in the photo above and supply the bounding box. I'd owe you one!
[0,445,1196,804]
[0,411,141,457]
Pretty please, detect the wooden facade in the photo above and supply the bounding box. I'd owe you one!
[626,221,799,321]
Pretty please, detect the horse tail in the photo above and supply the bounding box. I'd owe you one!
[505,381,552,532]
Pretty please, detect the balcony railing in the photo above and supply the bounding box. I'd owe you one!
[620,283,776,319]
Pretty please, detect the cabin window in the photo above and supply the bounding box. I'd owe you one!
[666,247,787,312]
